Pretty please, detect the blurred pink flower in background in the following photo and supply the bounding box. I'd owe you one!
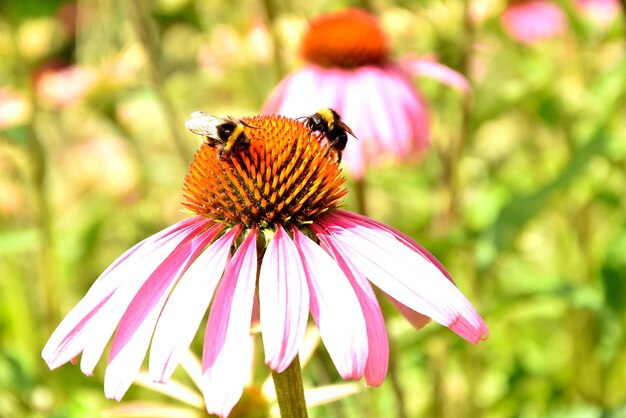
[35,63,97,108]
[0,88,30,129]
[576,0,620,26]
[262,9,469,179]
[42,115,487,417]
[500,0,567,44]
[56,134,139,201]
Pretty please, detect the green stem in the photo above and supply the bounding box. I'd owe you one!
[272,355,308,418]
[387,339,408,418]
[375,291,409,418]
[353,177,367,216]
[127,0,190,165]
[10,28,60,334]
[428,339,446,418]
[619,0,626,26]
[27,96,59,334]
[441,1,474,227]
[352,0,375,12]
[261,0,287,81]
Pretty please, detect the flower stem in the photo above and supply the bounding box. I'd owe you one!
[27,95,60,334]
[619,0,626,26]
[353,177,367,216]
[440,0,474,228]
[127,0,190,165]
[261,0,287,80]
[10,28,60,334]
[272,355,308,418]
[387,339,408,418]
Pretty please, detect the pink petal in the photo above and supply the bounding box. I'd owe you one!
[384,66,430,154]
[261,72,290,114]
[386,293,432,330]
[202,229,258,417]
[352,67,398,155]
[315,231,389,386]
[292,228,368,380]
[104,224,221,401]
[262,66,327,118]
[400,56,470,95]
[315,67,349,114]
[259,225,309,372]
[333,209,455,284]
[317,211,488,344]
[41,217,206,370]
[501,1,567,44]
[149,226,241,383]
[82,220,209,376]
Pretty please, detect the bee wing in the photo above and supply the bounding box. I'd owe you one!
[189,111,212,119]
[185,113,225,137]
[337,120,358,139]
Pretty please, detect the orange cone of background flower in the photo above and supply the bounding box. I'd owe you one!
[262,9,469,179]
[500,0,567,44]
[42,115,487,417]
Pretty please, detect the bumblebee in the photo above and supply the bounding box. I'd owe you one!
[298,108,357,163]
[185,112,257,159]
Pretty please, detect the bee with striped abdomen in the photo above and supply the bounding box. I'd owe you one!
[298,108,357,163]
[185,112,257,159]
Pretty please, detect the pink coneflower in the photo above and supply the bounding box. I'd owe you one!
[500,0,567,44]
[576,0,620,26]
[35,63,97,108]
[42,115,487,417]
[262,9,469,179]
[0,87,29,129]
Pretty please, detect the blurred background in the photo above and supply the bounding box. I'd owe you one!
[1,0,626,417]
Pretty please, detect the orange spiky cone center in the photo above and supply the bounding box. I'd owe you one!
[300,9,389,69]
[183,115,347,228]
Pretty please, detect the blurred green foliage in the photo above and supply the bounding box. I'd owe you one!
[1,0,626,417]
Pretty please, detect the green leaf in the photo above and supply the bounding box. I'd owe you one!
[489,126,608,249]
[601,225,626,316]
[0,229,38,254]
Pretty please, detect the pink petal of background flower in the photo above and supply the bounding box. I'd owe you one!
[262,63,432,179]
[501,1,567,45]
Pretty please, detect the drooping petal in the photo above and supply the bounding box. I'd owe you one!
[399,56,470,95]
[149,226,241,383]
[385,293,432,330]
[41,216,206,370]
[104,224,221,401]
[315,67,349,115]
[317,211,488,344]
[353,67,397,156]
[262,66,326,117]
[315,231,389,386]
[333,209,455,283]
[259,225,309,372]
[202,229,258,418]
[82,219,210,376]
[340,73,370,179]
[385,66,430,154]
[292,228,368,380]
